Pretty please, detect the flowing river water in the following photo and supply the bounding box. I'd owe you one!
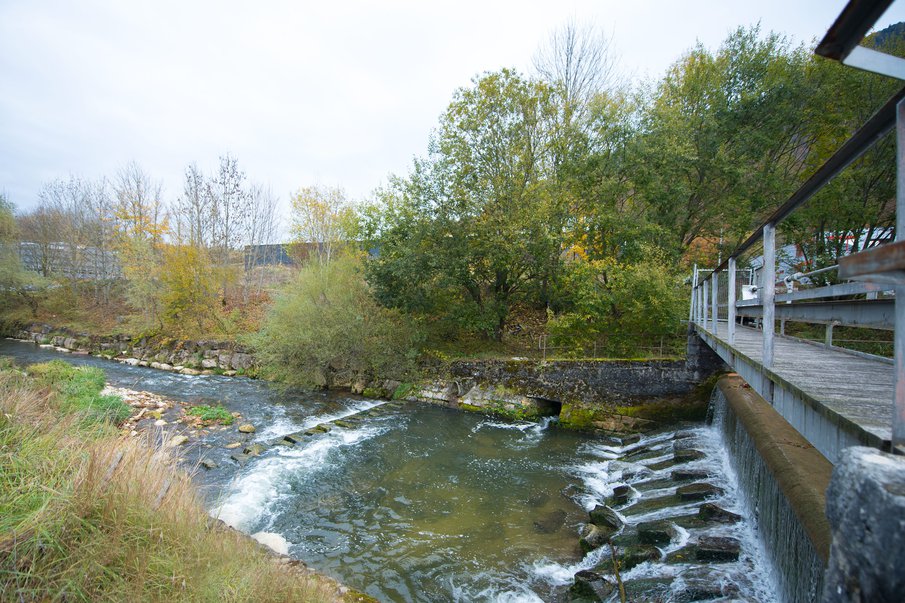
[0,339,780,602]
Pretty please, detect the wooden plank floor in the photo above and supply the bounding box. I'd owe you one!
[699,322,894,443]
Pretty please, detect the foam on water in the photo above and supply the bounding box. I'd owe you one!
[450,575,548,603]
[253,399,386,442]
[533,424,780,602]
[212,423,388,531]
[531,545,609,586]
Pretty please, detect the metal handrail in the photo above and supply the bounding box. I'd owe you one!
[690,0,905,454]
[713,85,905,274]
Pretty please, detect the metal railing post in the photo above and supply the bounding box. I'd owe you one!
[728,258,737,345]
[894,98,905,450]
[763,223,776,370]
[689,265,698,326]
[711,271,718,334]
[703,278,709,332]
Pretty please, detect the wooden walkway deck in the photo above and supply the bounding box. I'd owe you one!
[695,322,895,463]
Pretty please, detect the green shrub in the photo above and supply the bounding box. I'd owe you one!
[548,247,686,358]
[186,404,234,424]
[253,255,423,388]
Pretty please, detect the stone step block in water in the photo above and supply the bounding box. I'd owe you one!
[619,433,642,446]
[698,502,741,524]
[229,452,251,466]
[663,539,742,565]
[676,482,723,502]
[645,448,706,471]
[607,484,632,506]
[569,569,615,601]
[629,476,678,493]
[282,432,309,444]
[670,468,711,482]
[637,519,677,545]
[618,577,673,602]
[620,491,693,517]
[331,419,355,429]
[242,443,267,457]
[695,536,741,562]
[588,504,622,531]
[579,523,610,553]
[611,543,661,571]
[623,445,671,463]
[673,566,742,601]
[312,423,331,433]
[673,449,706,463]
[672,437,702,451]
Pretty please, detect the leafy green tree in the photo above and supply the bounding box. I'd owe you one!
[0,195,44,315]
[633,27,814,258]
[548,245,686,356]
[289,184,357,265]
[781,30,905,278]
[253,255,422,388]
[157,244,222,338]
[364,69,567,341]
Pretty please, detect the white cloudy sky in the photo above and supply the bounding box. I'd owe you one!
[2,0,905,218]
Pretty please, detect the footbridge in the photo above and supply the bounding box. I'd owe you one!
[690,1,905,465]
[687,5,905,601]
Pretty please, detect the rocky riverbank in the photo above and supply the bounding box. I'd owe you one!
[6,322,256,376]
[107,383,377,603]
[5,321,725,437]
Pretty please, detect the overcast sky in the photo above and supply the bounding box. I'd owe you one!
[3,0,905,220]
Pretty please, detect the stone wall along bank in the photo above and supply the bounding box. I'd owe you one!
[6,323,255,377]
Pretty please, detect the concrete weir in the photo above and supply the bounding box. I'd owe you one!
[711,375,832,603]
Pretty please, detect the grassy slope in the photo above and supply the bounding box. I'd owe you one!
[0,360,343,603]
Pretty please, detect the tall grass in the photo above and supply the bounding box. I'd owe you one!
[0,364,342,602]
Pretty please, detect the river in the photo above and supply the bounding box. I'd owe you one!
[0,338,779,602]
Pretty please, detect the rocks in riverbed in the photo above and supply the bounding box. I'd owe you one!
[671,468,710,482]
[579,524,609,552]
[230,452,251,465]
[167,434,189,447]
[243,443,267,456]
[283,432,307,444]
[673,449,706,464]
[199,459,217,470]
[607,484,631,506]
[589,505,622,531]
[676,482,723,501]
[225,442,242,449]
[238,423,256,434]
[569,570,615,601]
[674,566,741,601]
[638,520,676,545]
[695,536,741,562]
[615,544,661,571]
[698,502,741,524]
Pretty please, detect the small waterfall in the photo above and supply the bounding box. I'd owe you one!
[710,387,825,603]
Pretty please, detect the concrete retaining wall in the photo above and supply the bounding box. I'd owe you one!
[713,375,832,603]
